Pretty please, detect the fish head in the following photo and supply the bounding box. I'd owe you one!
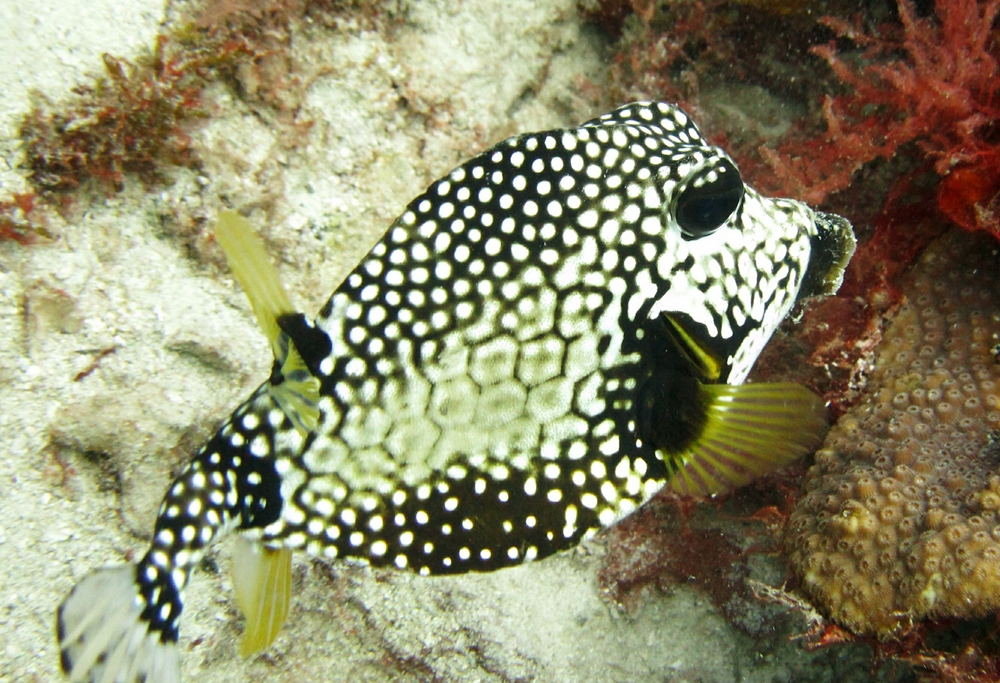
[611,103,856,385]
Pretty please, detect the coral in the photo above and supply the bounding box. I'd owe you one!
[761,0,1000,241]
[785,229,1000,637]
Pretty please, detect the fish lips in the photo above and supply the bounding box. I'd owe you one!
[799,210,857,301]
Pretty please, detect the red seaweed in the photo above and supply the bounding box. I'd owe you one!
[20,36,210,193]
[19,1,393,196]
[598,480,801,638]
[762,0,1000,241]
[0,192,48,245]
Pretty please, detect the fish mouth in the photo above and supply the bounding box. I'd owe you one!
[798,211,857,301]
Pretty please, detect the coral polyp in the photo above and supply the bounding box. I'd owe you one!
[785,229,1000,637]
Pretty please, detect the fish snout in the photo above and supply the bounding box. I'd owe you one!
[799,210,856,301]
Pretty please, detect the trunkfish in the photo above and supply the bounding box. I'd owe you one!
[57,101,855,682]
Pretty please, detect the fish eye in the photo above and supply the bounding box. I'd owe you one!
[674,158,744,239]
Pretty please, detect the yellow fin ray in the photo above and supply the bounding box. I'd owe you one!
[269,343,321,434]
[232,537,293,658]
[216,210,320,437]
[668,382,828,497]
[215,210,294,359]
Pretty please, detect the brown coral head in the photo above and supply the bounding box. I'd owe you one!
[786,229,1000,638]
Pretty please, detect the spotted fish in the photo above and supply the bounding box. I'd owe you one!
[57,101,855,682]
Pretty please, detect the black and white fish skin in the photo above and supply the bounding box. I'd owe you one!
[57,101,855,683]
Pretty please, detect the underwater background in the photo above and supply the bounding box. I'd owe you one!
[1,0,998,681]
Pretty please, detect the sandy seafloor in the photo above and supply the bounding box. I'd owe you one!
[0,1,910,681]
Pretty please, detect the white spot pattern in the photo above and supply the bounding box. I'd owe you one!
[138,101,837,616]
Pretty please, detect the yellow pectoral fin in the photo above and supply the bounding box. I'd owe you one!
[215,210,295,360]
[232,536,293,658]
[667,382,828,497]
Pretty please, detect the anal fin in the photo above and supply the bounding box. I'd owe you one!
[232,536,293,658]
[667,382,828,497]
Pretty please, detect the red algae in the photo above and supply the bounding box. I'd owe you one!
[18,1,393,196]
[20,36,208,193]
[598,480,801,637]
[0,192,47,245]
[762,0,1000,241]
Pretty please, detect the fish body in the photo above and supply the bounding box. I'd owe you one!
[57,101,855,682]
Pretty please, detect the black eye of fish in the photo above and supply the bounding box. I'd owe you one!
[674,158,744,239]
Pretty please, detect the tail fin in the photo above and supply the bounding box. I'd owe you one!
[57,564,181,683]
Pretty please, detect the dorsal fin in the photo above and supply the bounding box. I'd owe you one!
[215,210,295,360]
[215,210,320,435]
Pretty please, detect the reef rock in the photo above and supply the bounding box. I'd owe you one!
[785,229,1000,637]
